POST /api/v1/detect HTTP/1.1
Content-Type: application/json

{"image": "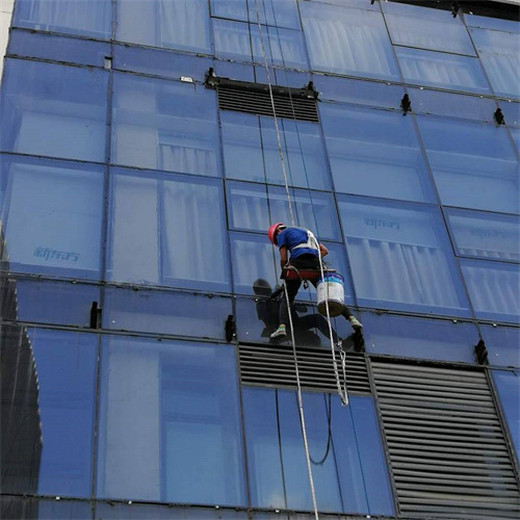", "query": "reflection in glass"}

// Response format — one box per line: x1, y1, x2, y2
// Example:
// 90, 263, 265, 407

395, 47, 490, 94
360, 312, 478, 363
1, 327, 96, 497
320, 104, 434, 202
301, 3, 399, 80
227, 181, 270, 232
248, 0, 300, 29
446, 209, 520, 262
14, 0, 111, 38
480, 324, 520, 368
116, 0, 210, 54
461, 260, 520, 323
338, 198, 469, 315
103, 287, 231, 340
213, 19, 252, 61
242, 388, 394, 514
108, 169, 230, 291
111, 74, 219, 176
97, 337, 246, 506
0, 60, 108, 162
0, 156, 103, 279
470, 28, 520, 99
417, 117, 519, 214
